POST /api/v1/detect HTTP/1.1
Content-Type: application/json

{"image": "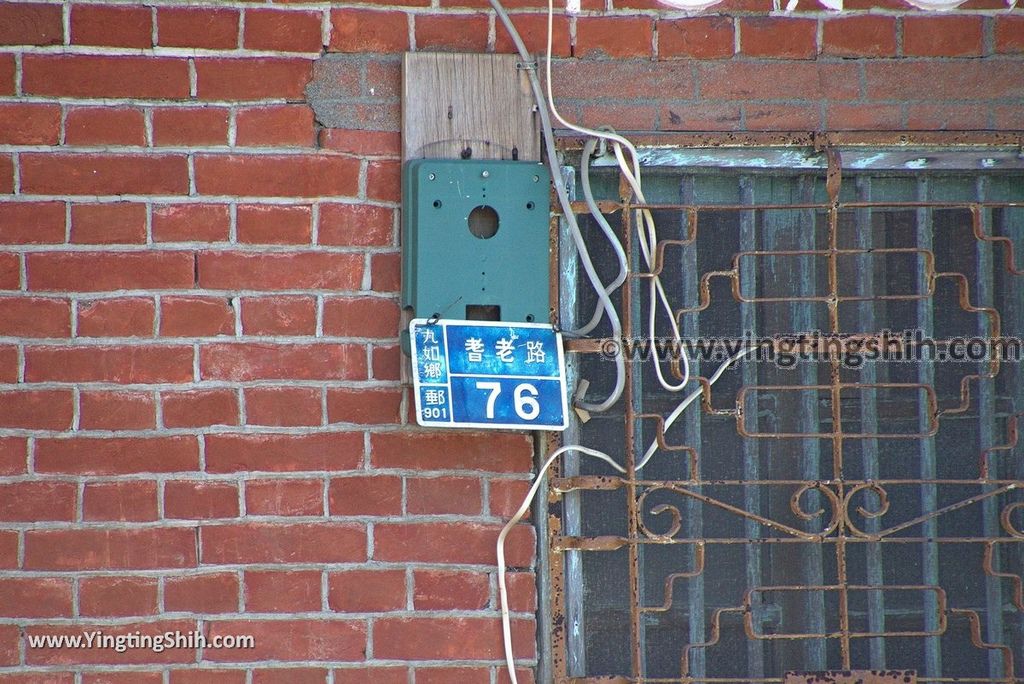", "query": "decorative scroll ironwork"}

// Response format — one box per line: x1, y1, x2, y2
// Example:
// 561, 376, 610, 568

549, 140, 1024, 683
